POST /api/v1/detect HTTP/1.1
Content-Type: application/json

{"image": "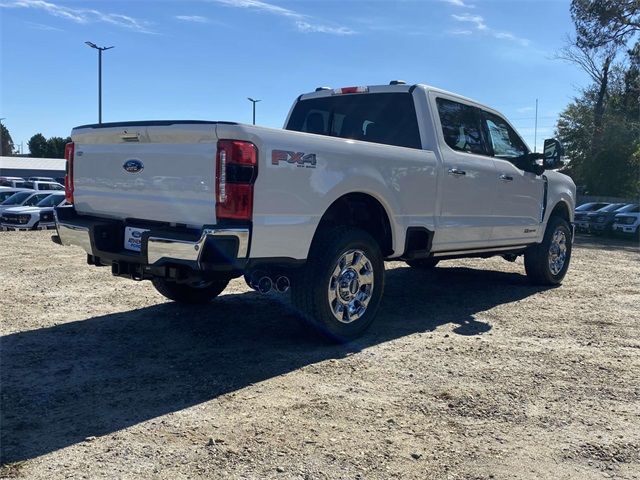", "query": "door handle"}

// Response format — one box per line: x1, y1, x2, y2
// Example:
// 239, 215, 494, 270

499, 174, 514, 181
448, 168, 466, 176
